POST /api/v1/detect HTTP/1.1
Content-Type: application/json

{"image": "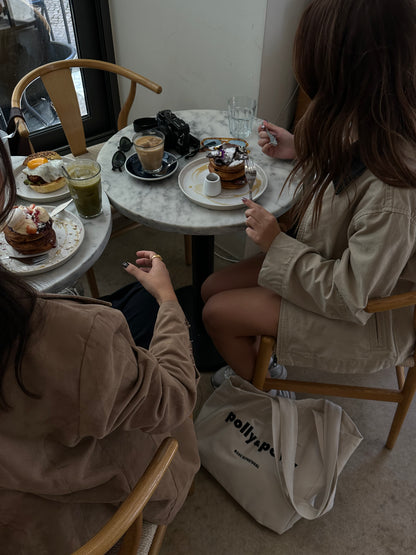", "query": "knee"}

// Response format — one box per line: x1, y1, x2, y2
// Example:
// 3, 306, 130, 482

202, 295, 226, 334
201, 272, 219, 303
